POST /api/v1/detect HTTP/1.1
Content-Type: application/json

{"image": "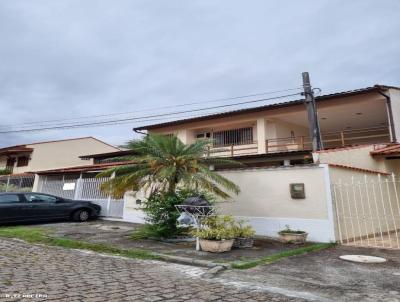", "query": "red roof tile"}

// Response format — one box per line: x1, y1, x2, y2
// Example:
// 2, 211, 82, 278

34, 161, 135, 174
370, 144, 400, 156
